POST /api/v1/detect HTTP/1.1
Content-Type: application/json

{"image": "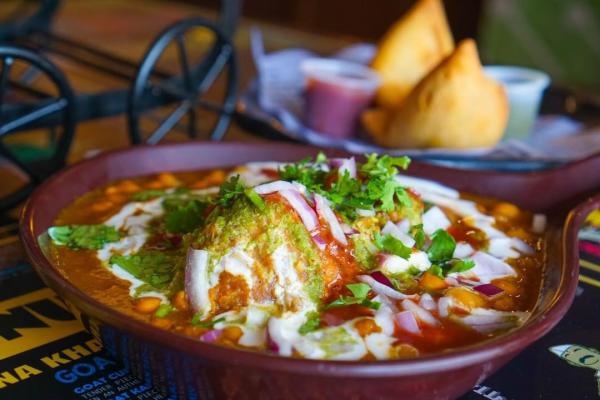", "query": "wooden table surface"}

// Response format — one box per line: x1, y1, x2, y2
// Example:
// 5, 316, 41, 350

0, 0, 355, 263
